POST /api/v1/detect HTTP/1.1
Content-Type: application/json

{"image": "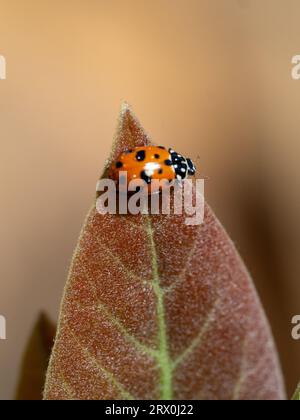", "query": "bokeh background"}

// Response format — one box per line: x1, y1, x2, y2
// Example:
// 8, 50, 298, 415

1, 0, 300, 400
